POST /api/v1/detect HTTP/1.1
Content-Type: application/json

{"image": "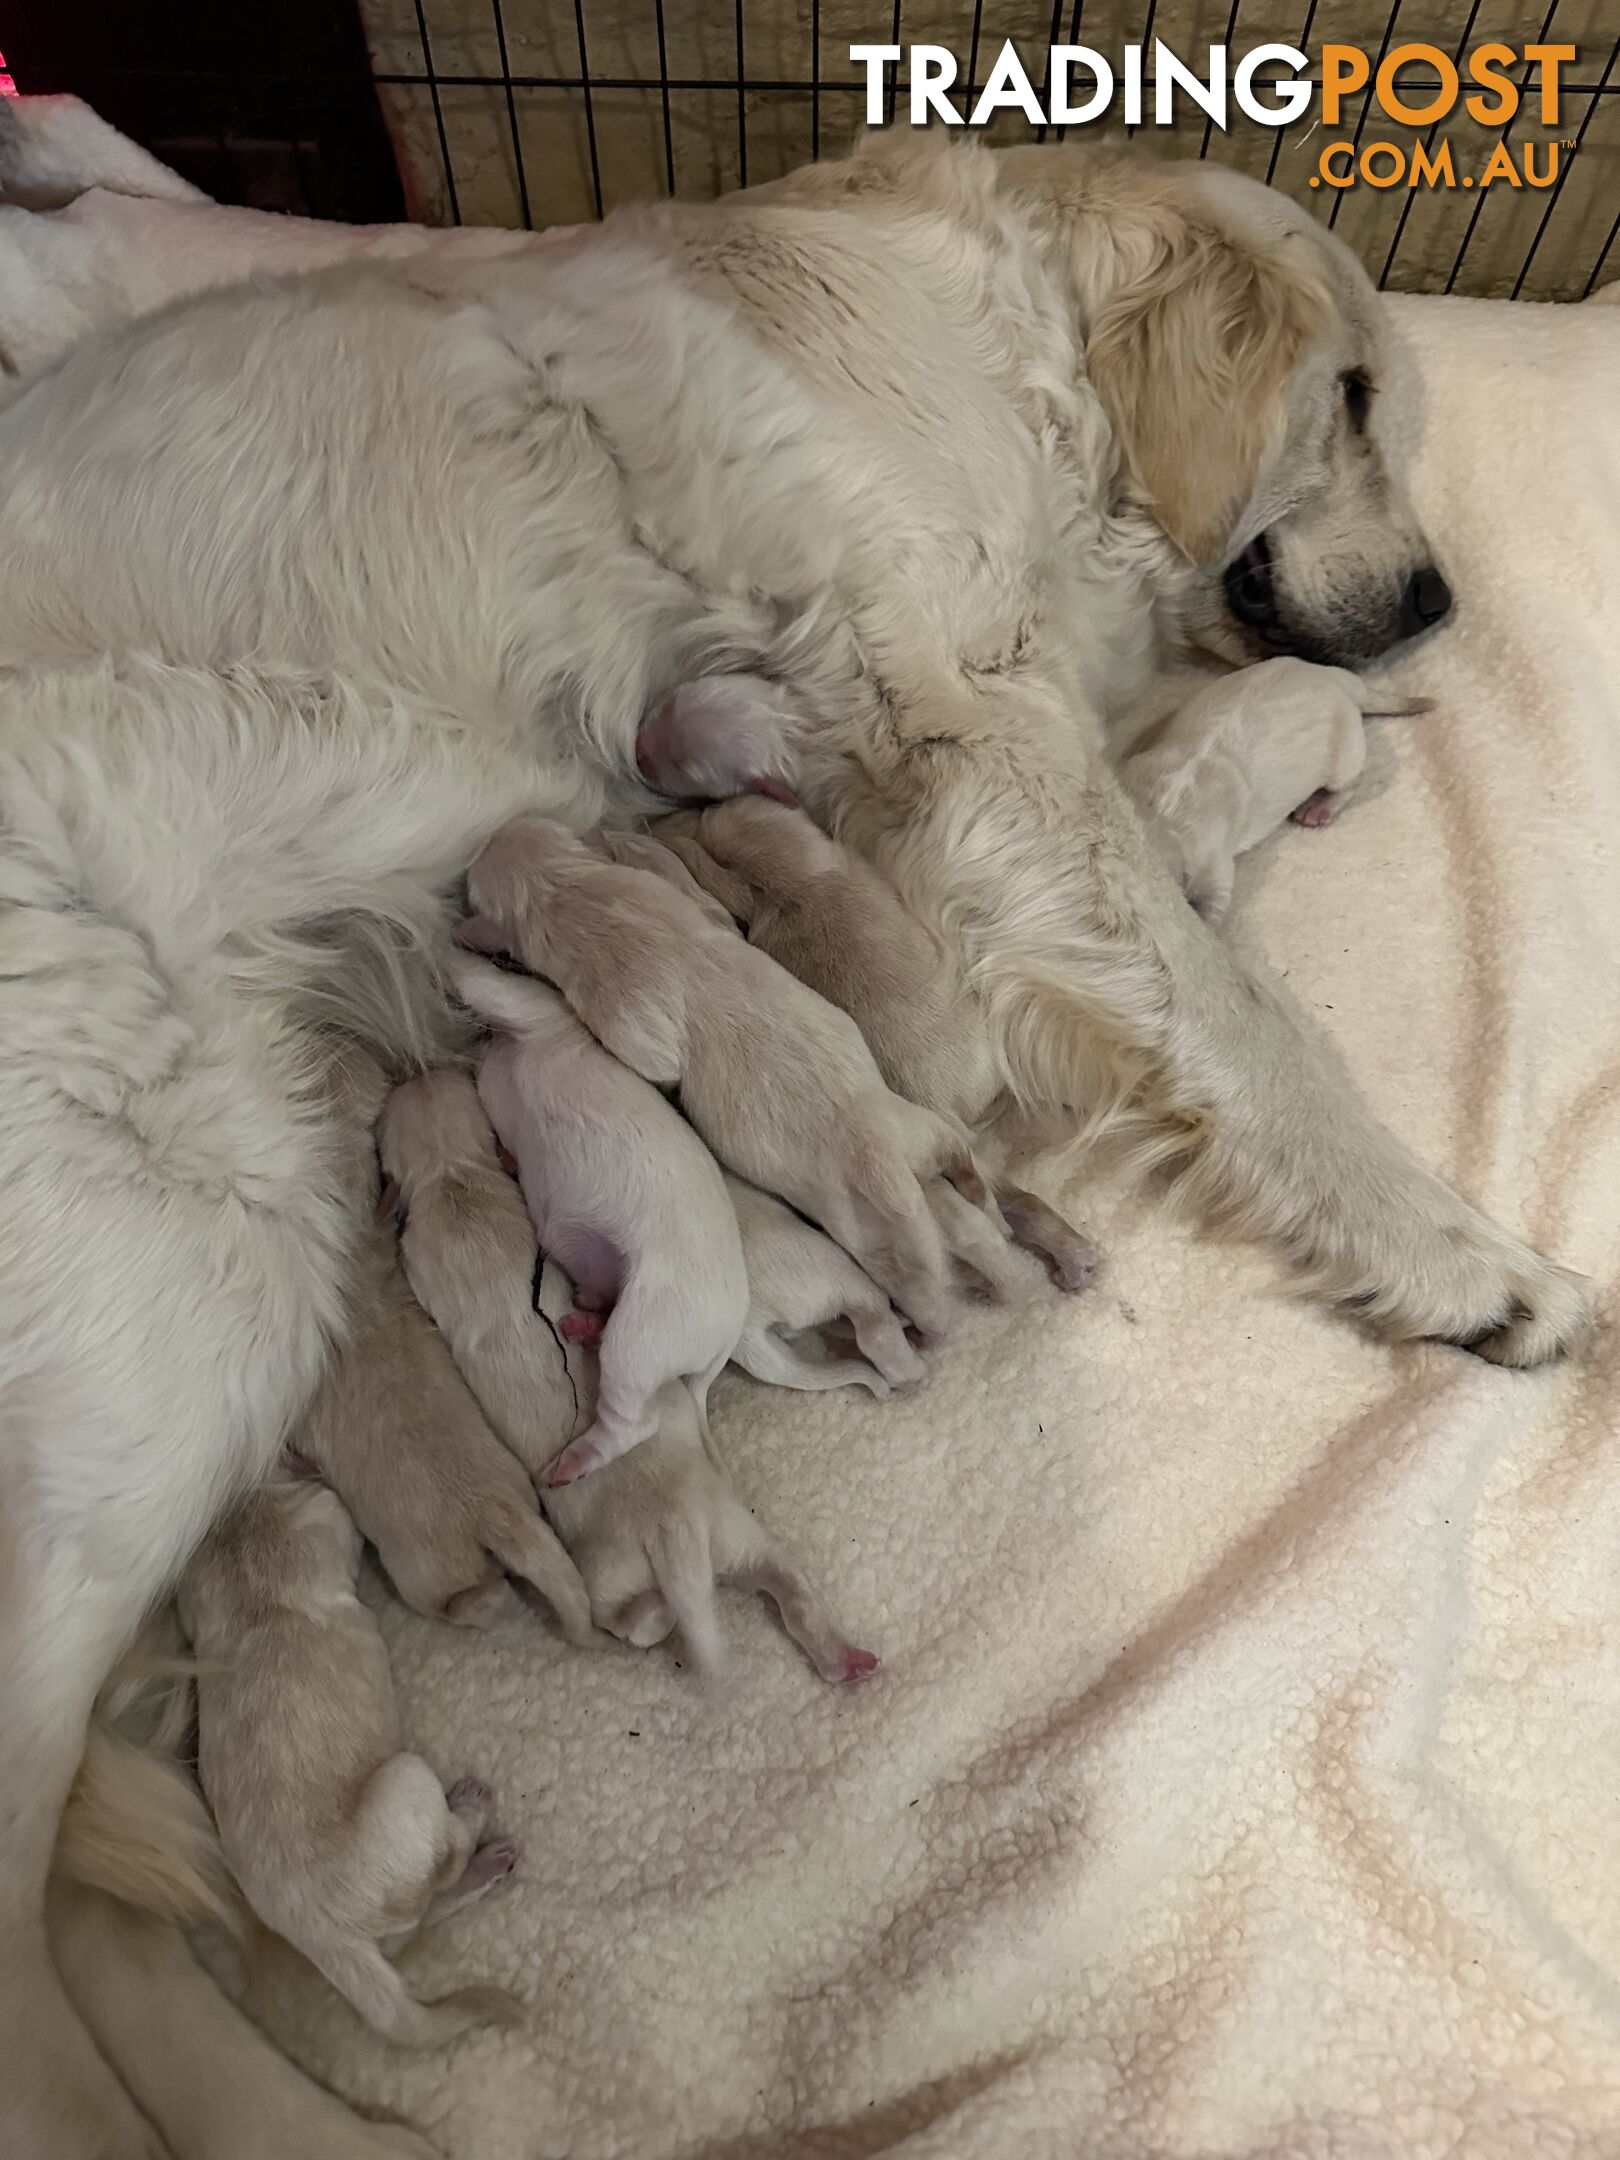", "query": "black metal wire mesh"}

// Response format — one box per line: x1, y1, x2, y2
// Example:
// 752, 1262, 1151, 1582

1, 3, 1615, 296
363, 3, 1619, 299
